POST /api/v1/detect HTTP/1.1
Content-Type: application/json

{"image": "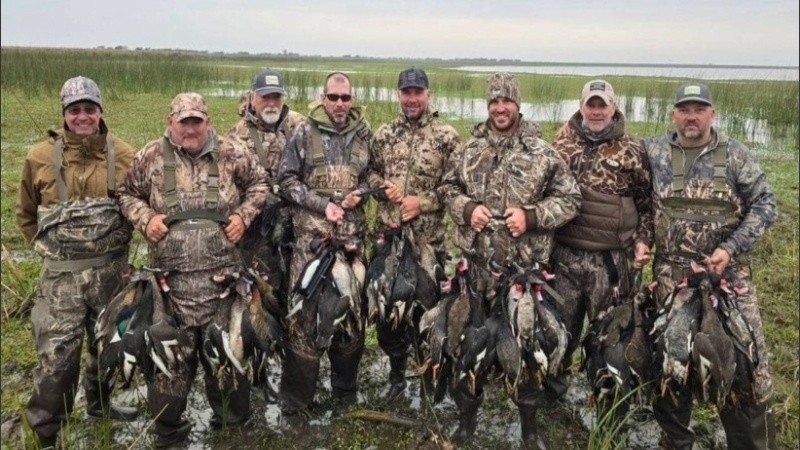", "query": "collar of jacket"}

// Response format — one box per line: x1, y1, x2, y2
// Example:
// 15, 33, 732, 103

58, 119, 110, 156
307, 101, 365, 135
568, 110, 625, 144
667, 126, 724, 153
471, 115, 539, 140
396, 107, 439, 128
245, 102, 291, 132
